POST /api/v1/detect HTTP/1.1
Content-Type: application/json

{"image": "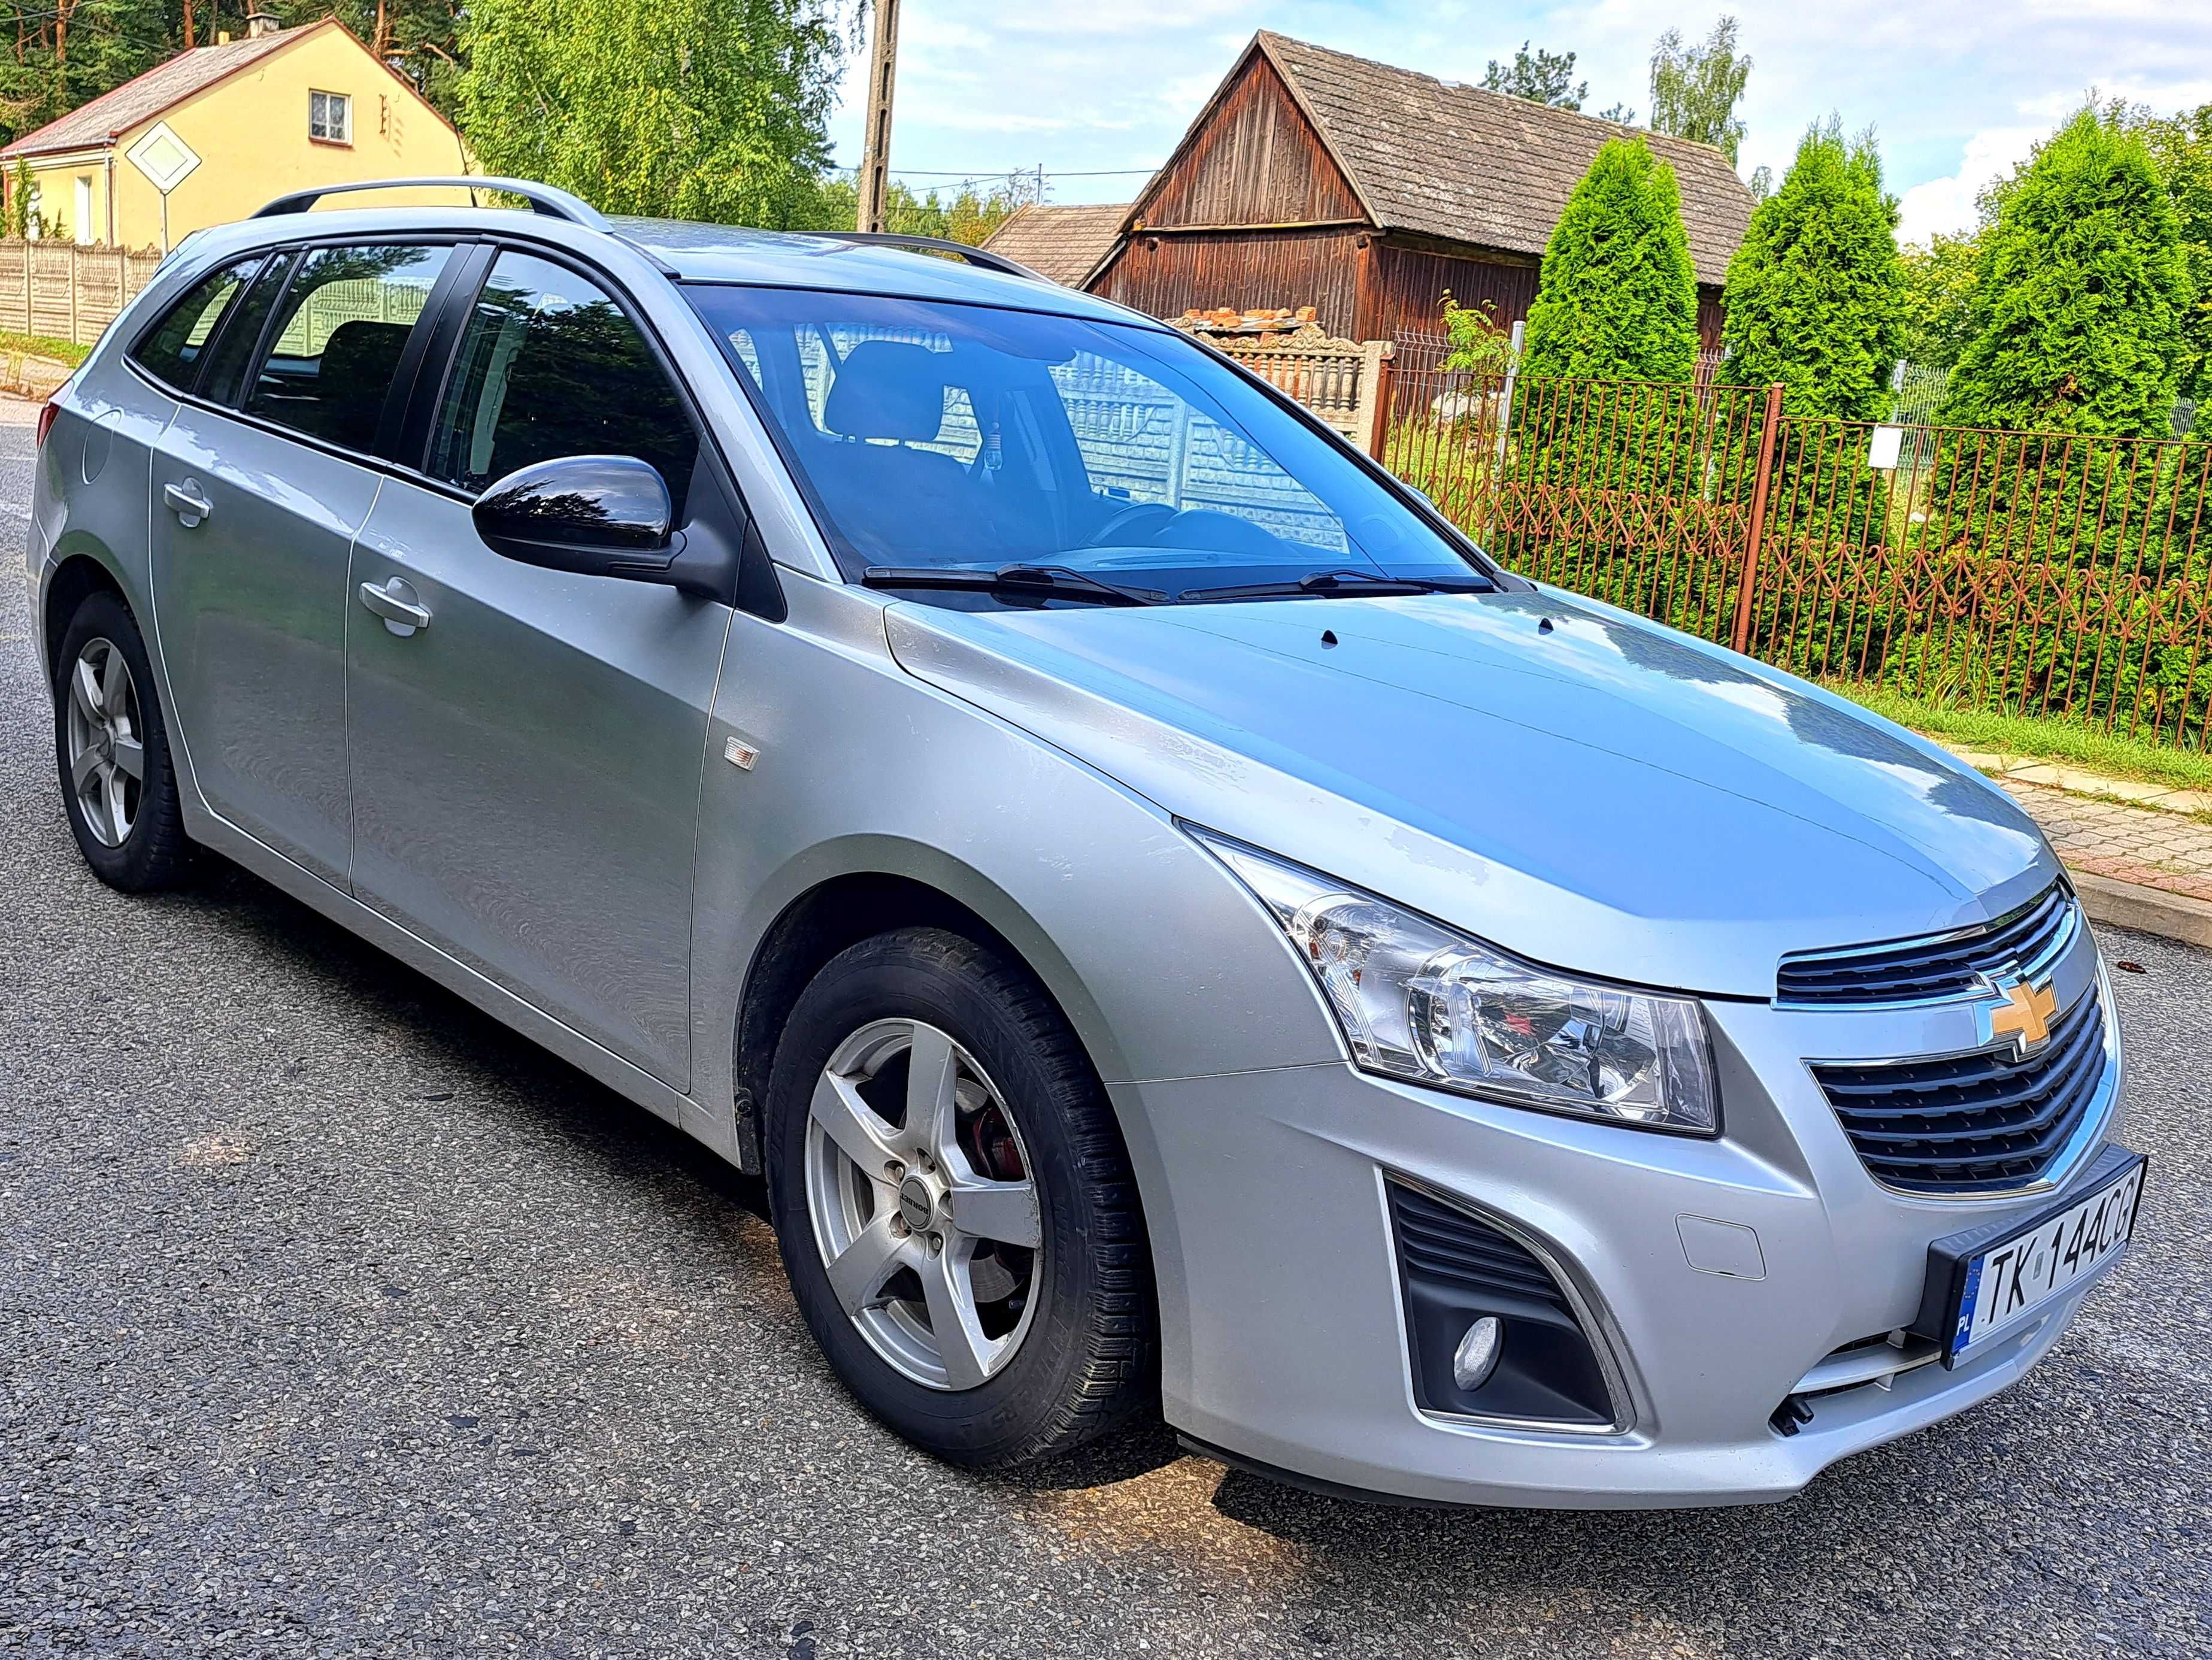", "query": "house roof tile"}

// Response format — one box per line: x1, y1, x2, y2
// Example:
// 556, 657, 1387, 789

2, 23, 321, 160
